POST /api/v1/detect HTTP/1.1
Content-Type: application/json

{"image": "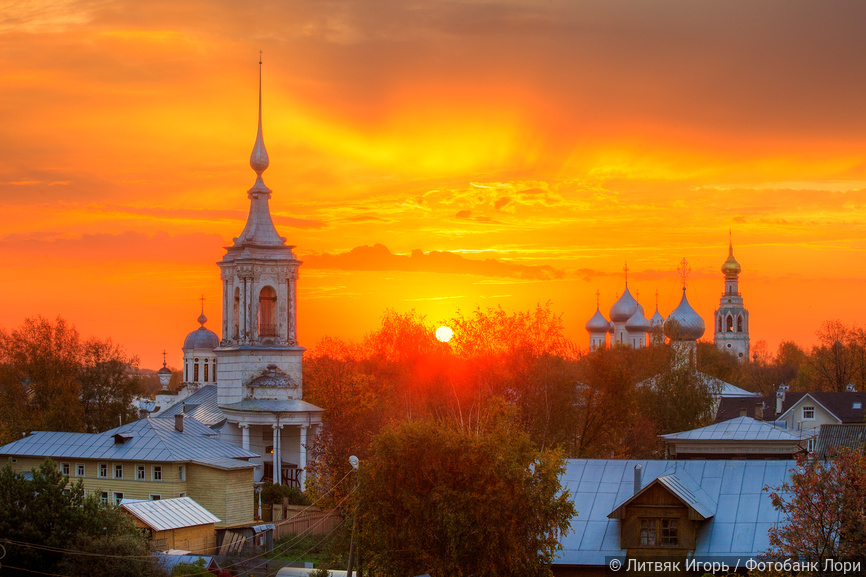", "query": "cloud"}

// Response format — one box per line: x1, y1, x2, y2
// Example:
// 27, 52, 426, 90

302, 243, 565, 280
